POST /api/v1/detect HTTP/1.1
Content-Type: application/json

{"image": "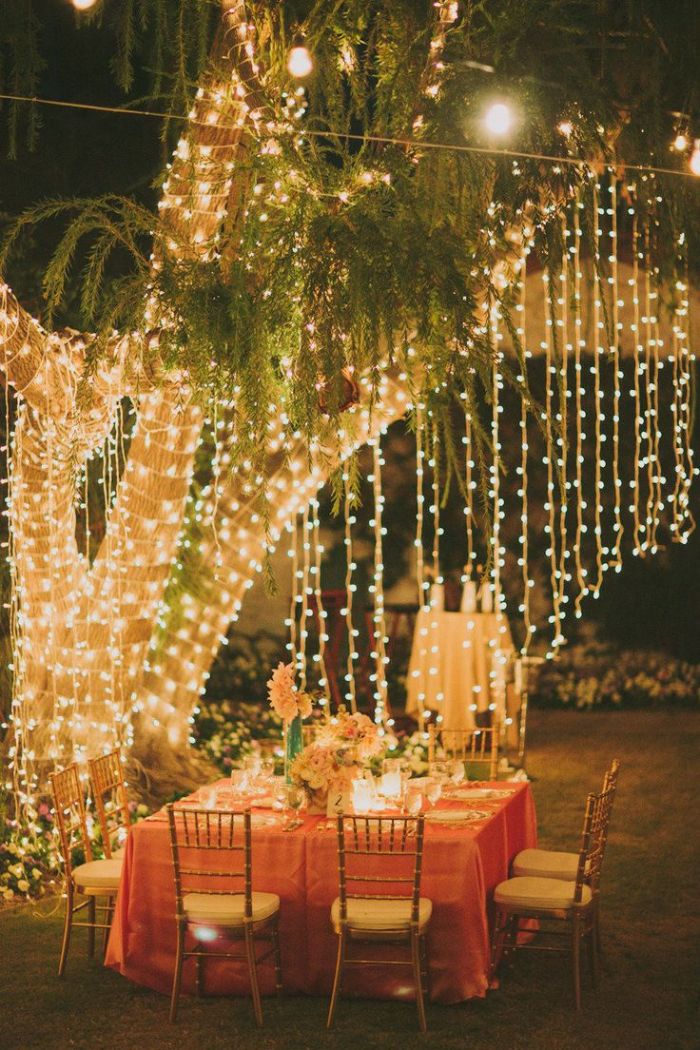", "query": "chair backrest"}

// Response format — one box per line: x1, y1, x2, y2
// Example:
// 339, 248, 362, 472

603, 757, 621, 795
50, 764, 92, 878
334, 815, 425, 927
88, 748, 131, 859
573, 774, 618, 901
166, 805, 252, 920
428, 724, 499, 780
